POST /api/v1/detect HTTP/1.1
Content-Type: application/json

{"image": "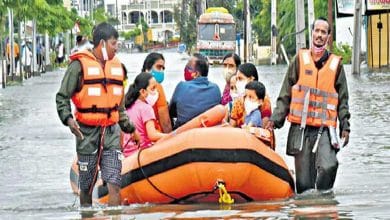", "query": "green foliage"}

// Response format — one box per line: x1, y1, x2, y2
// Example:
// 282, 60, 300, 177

107, 16, 120, 26
252, 0, 271, 45
277, 0, 298, 56
0, 0, 94, 37
77, 17, 93, 37
37, 5, 75, 36
174, 0, 202, 52
121, 28, 141, 40
46, 0, 63, 4
331, 42, 352, 64
93, 7, 107, 24
207, 0, 236, 13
